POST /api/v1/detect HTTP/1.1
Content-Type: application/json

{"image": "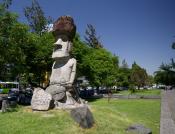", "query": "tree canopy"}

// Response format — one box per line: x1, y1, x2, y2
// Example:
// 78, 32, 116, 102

0, 0, 29, 81
154, 62, 175, 85
154, 43, 175, 86
24, 0, 53, 35
0, 0, 54, 87
130, 62, 148, 89
84, 24, 103, 48
72, 35, 119, 87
